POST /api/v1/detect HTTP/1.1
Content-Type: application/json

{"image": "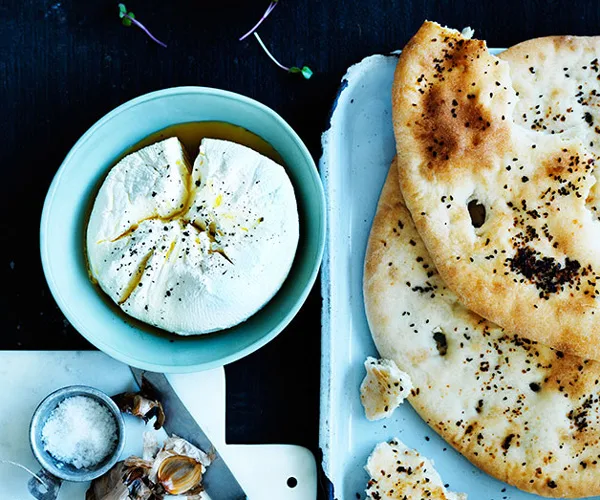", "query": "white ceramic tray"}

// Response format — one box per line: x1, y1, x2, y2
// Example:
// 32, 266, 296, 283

318, 52, 595, 500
